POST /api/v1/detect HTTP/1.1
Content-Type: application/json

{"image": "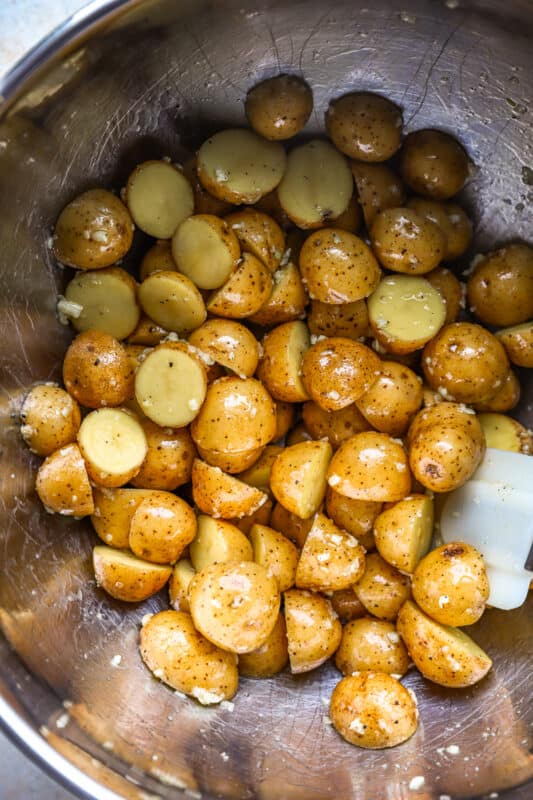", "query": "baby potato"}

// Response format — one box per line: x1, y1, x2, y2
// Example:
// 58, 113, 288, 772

330, 195, 363, 234
169, 558, 195, 612
277, 139, 353, 229
373, 494, 433, 574
93, 546, 171, 602
424, 266, 464, 325
299, 229, 381, 304
229, 497, 272, 535
238, 445, 283, 492
335, 619, 410, 677
412, 543, 489, 626
126, 316, 169, 347
78, 408, 148, 487
467, 243, 533, 327
330, 588, 366, 623
329, 673, 417, 749
139, 240, 176, 281
197, 128, 286, 204
91, 487, 152, 548
249, 523, 299, 592
189, 561, 280, 653
371, 207, 446, 275
138, 270, 207, 334
307, 299, 369, 340
130, 419, 195, 490
172, 214, 240, 290
406, 401, 484, 447
270, 502, 314, 548
368, 275, 446, 355
181, 156, 233, 217
477, 412, 532, 454
189, 515, 252, 571
326, 92, 402, 162
20, 383, 81, 456
284, 589, 342, 673
408, 420, 485, 493
400, 129, 469, 199
473, 369, 521, 413
302, 402, 371, 450
351, 161, 406, 228
270, 440, 332, 519
422, 322, 509, 404
353, 553, 411, 621
226, 208, 285, 273
327, 432, 411, 503
248, 262, 308, 327
407, 198, 473, 261
207, 252, 272, 319
139, 610, 238, 703
63, 330, 134, 408
129, 491, 196, 565
295, 513, 365, 592
325, 489, 380, 551
191, 458, 268, 519
496, 320, 533, 368
256, 320, 310, 402
397, 600, 492, 688
355, 361, 423, 436
189, 319, 259, 378
302, 338, 381, 411
196, 444, 264, 474
238, 612, 289, 678
254, 188, 291, 229
53, 188, 134, 270
126, 160, 194, 238
62, 267, 140, 340
274, 401, 296, 441
245, 74, 313, 140
36, 442, 94, 516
